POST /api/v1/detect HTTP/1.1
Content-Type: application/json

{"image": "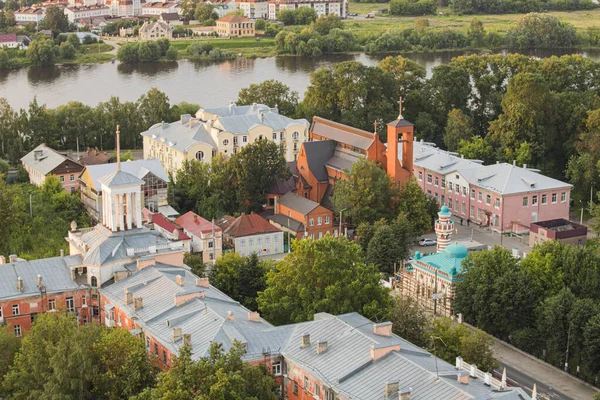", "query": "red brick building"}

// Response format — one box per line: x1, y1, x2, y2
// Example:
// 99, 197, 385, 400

268, 192, 335, 239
